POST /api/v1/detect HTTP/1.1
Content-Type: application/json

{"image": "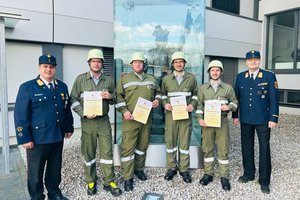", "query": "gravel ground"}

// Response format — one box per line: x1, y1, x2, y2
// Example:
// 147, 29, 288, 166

20, 114, 300, 199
